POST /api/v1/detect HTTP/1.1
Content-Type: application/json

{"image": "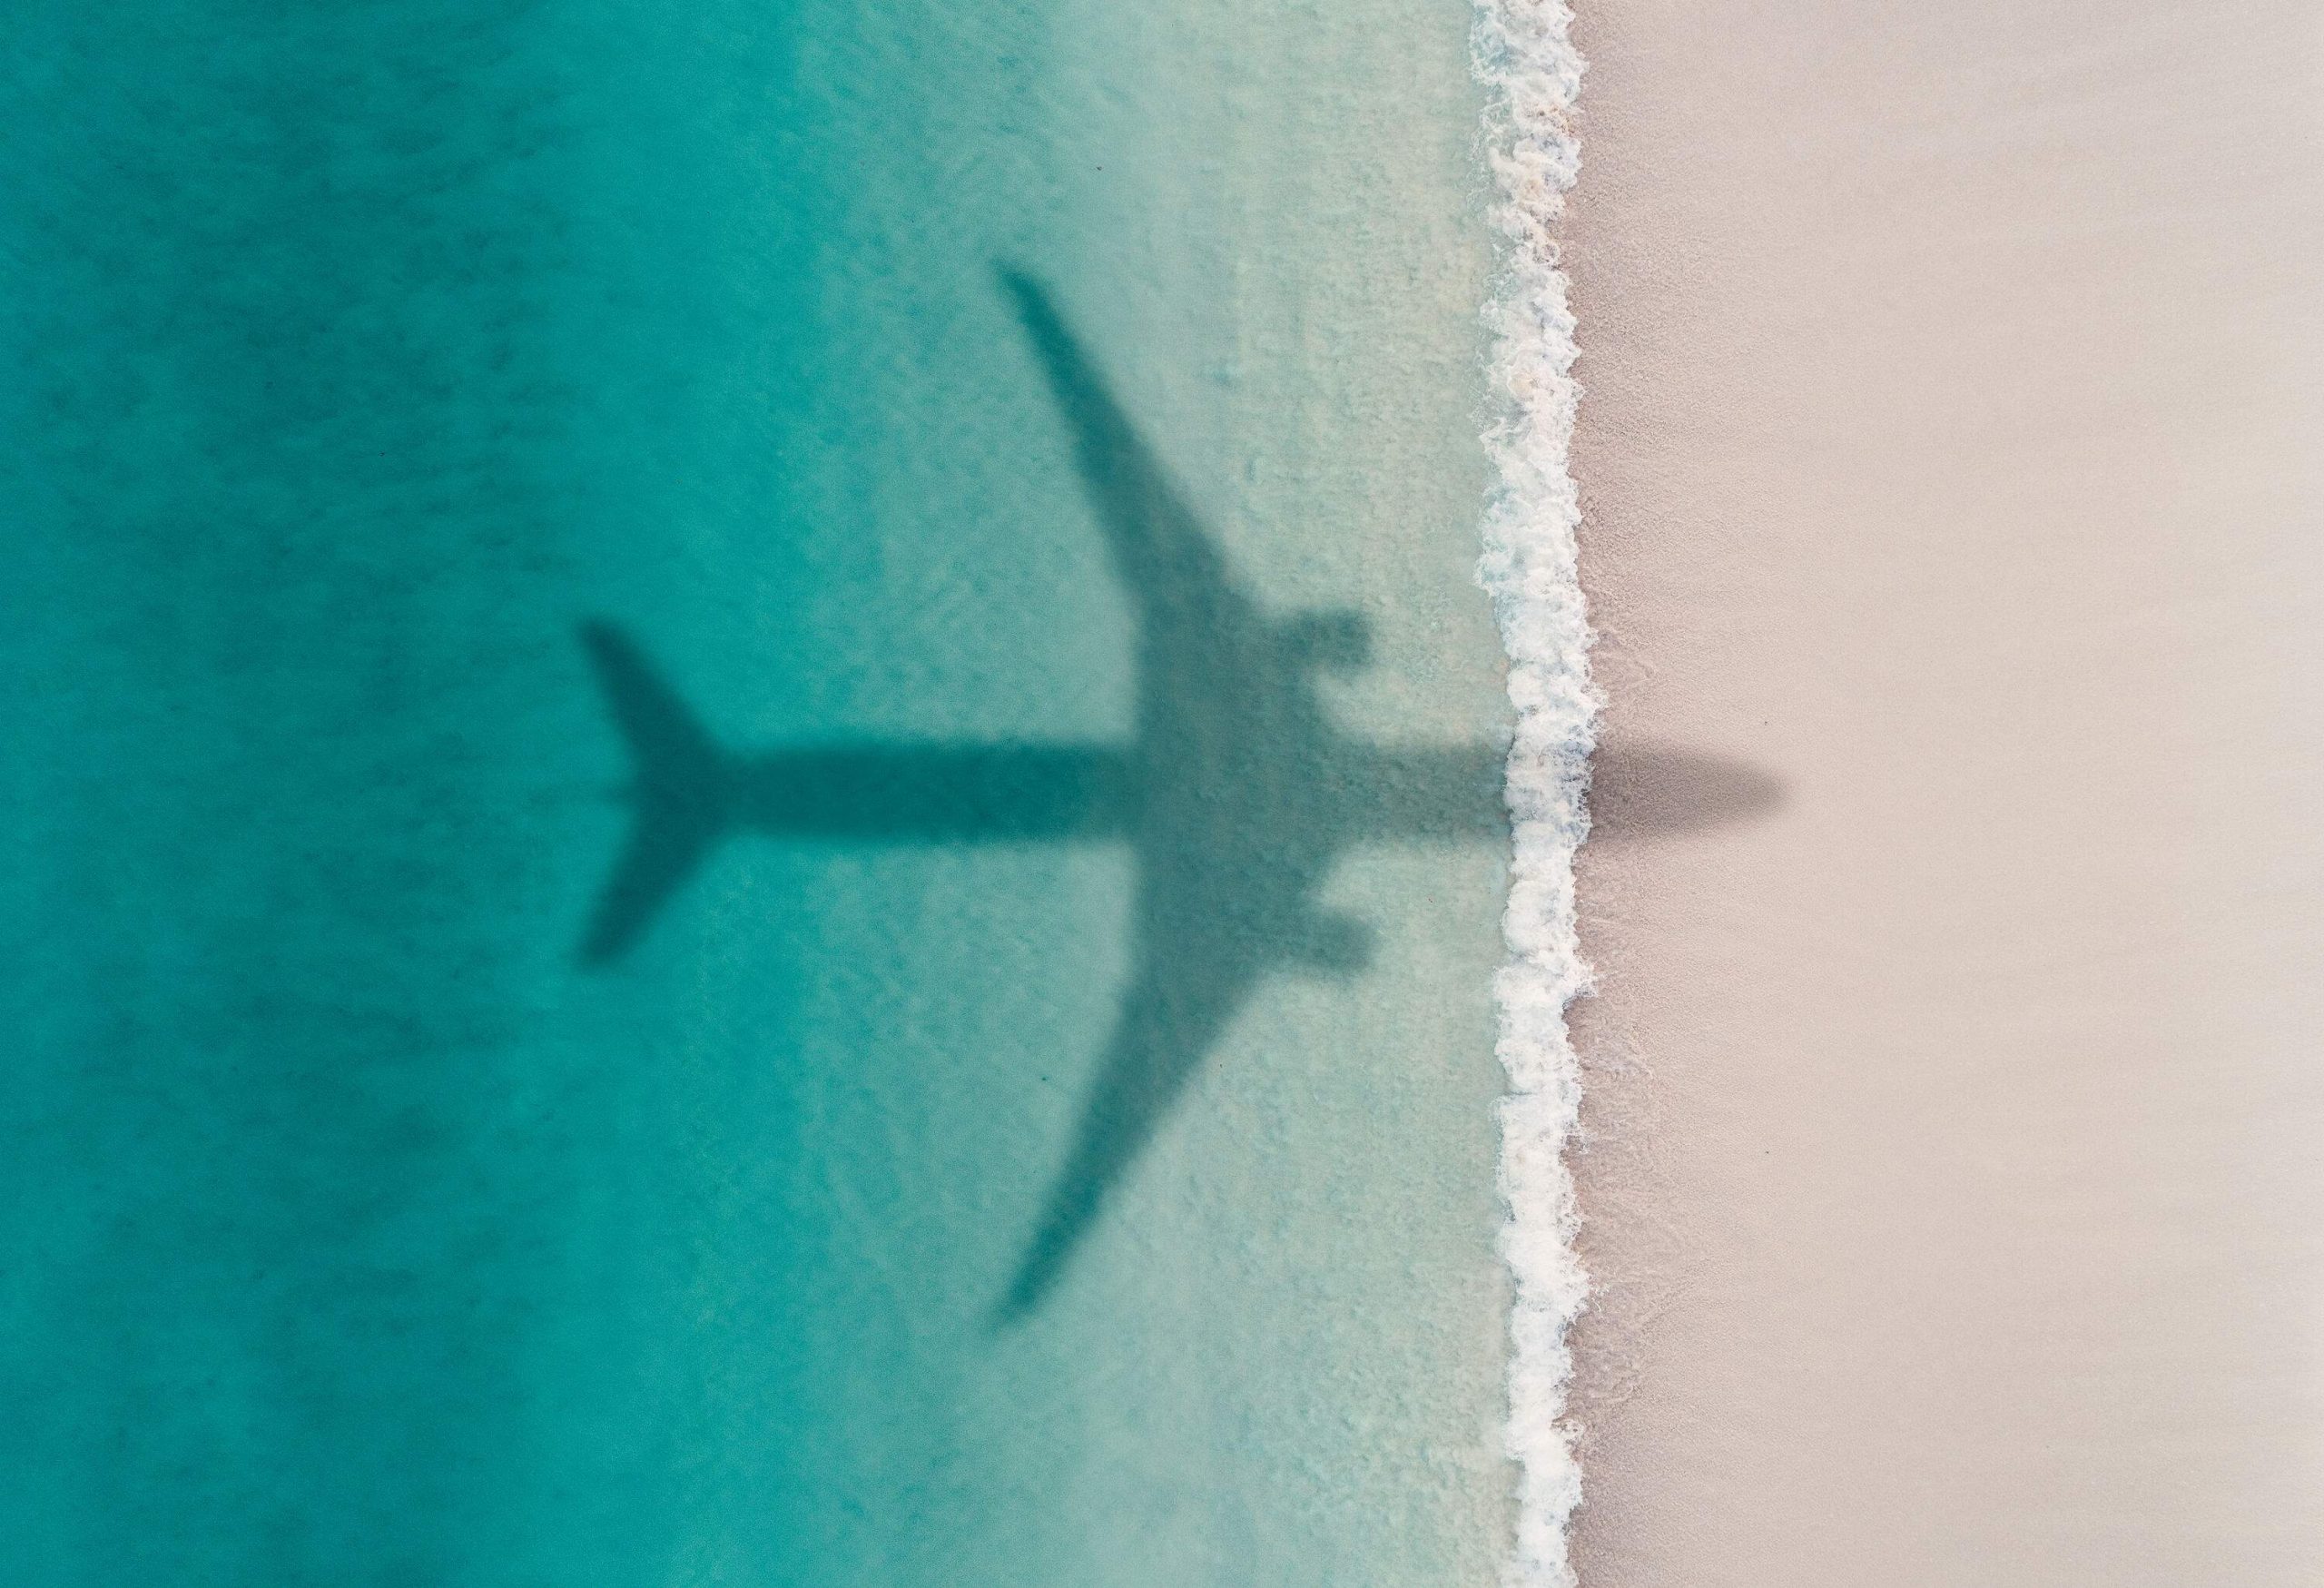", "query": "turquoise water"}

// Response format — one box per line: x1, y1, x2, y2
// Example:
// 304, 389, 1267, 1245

2, 1, 1511, 1582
